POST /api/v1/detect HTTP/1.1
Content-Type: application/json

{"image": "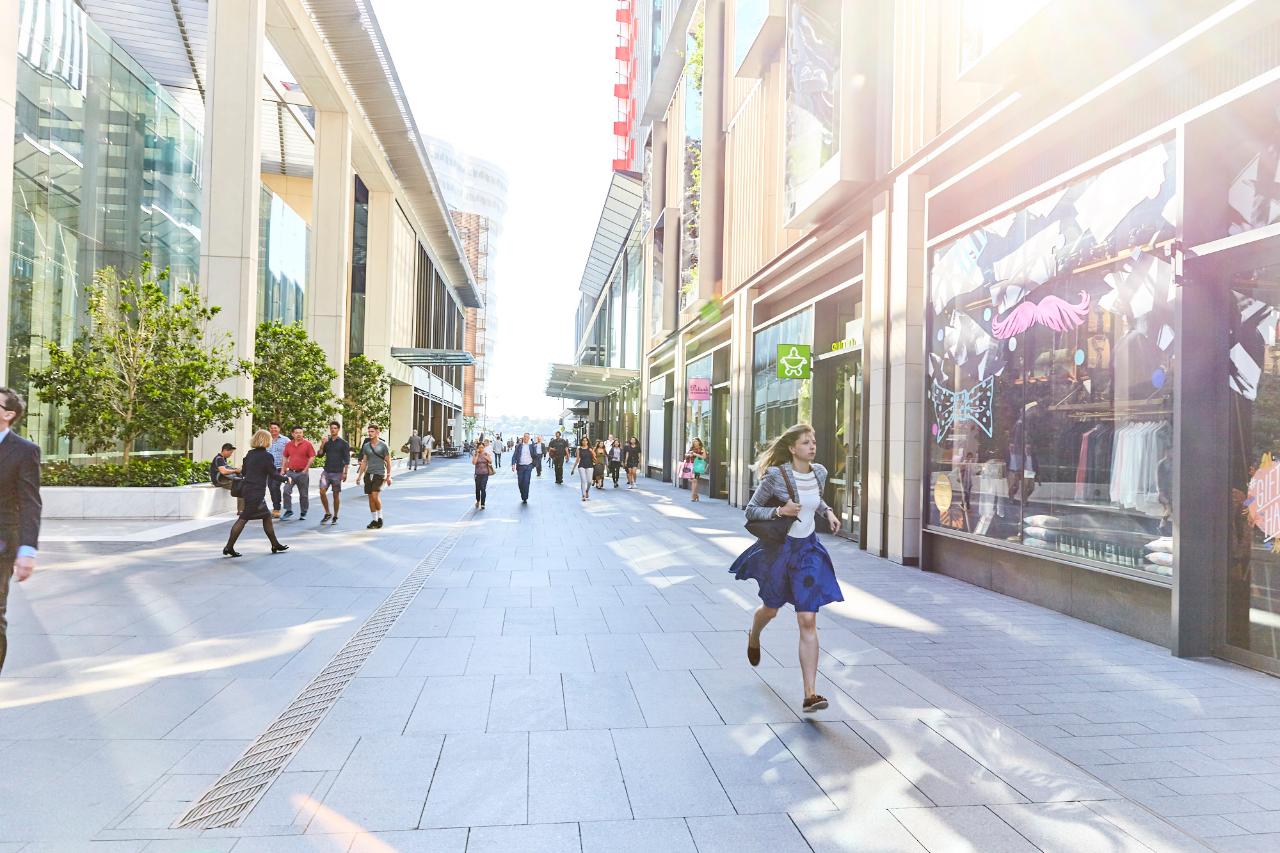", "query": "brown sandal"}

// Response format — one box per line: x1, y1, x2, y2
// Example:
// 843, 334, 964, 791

803, 694, 829, 712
